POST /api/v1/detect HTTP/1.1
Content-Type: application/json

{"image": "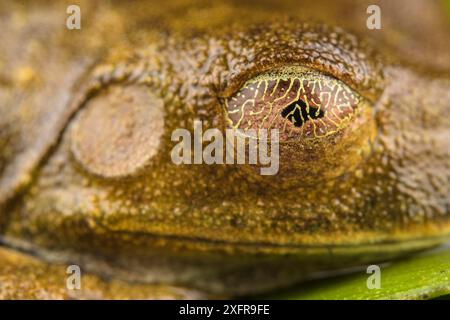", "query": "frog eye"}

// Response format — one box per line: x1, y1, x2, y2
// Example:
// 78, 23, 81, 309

224, 66, 361, 141
222, 66, 376, 184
